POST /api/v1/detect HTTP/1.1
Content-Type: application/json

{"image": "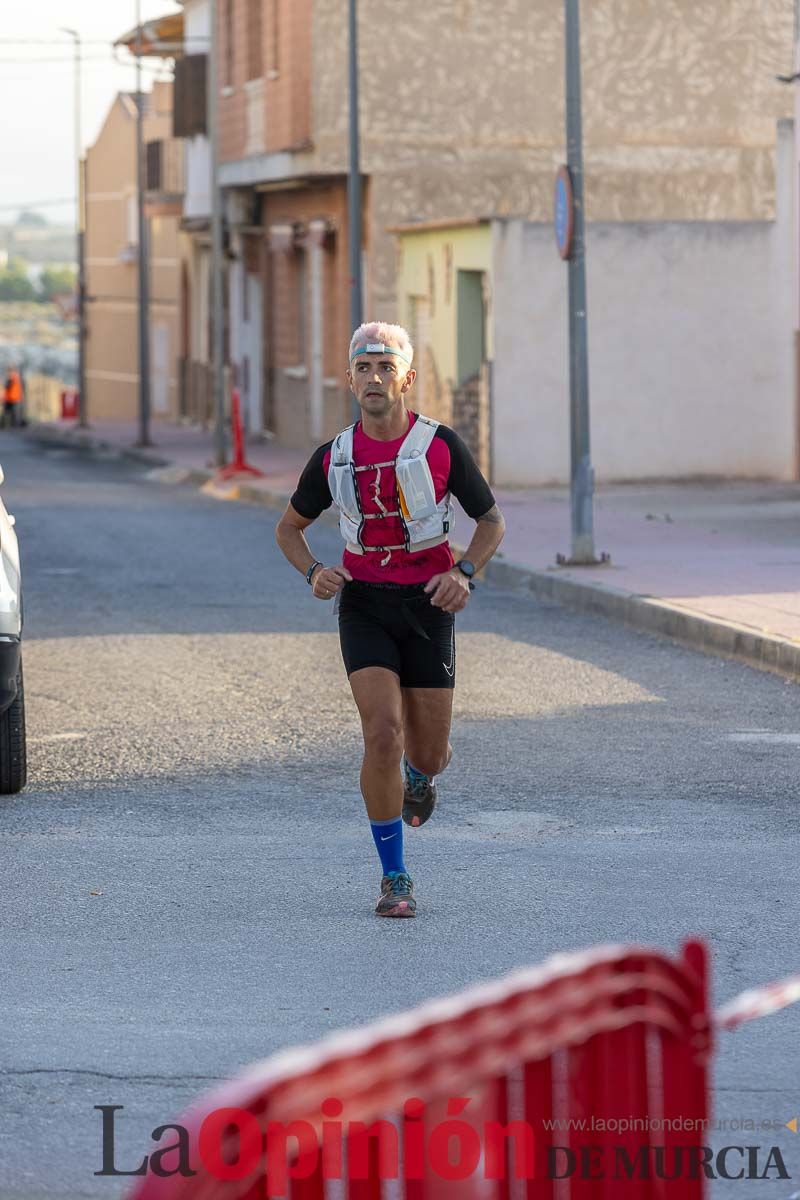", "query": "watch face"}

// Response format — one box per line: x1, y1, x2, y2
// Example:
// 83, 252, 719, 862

458, 560, 475, 578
